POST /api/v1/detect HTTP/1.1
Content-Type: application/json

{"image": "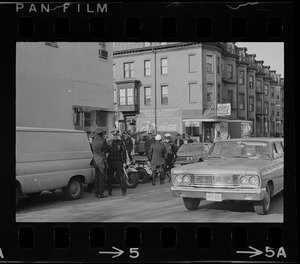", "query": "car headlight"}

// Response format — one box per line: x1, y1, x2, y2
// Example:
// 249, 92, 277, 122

249, 176, 259, 186
174, 175, 183, 184
182, 175, 191, 185
239, 175, 259, 186
239, 176, 248, 185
